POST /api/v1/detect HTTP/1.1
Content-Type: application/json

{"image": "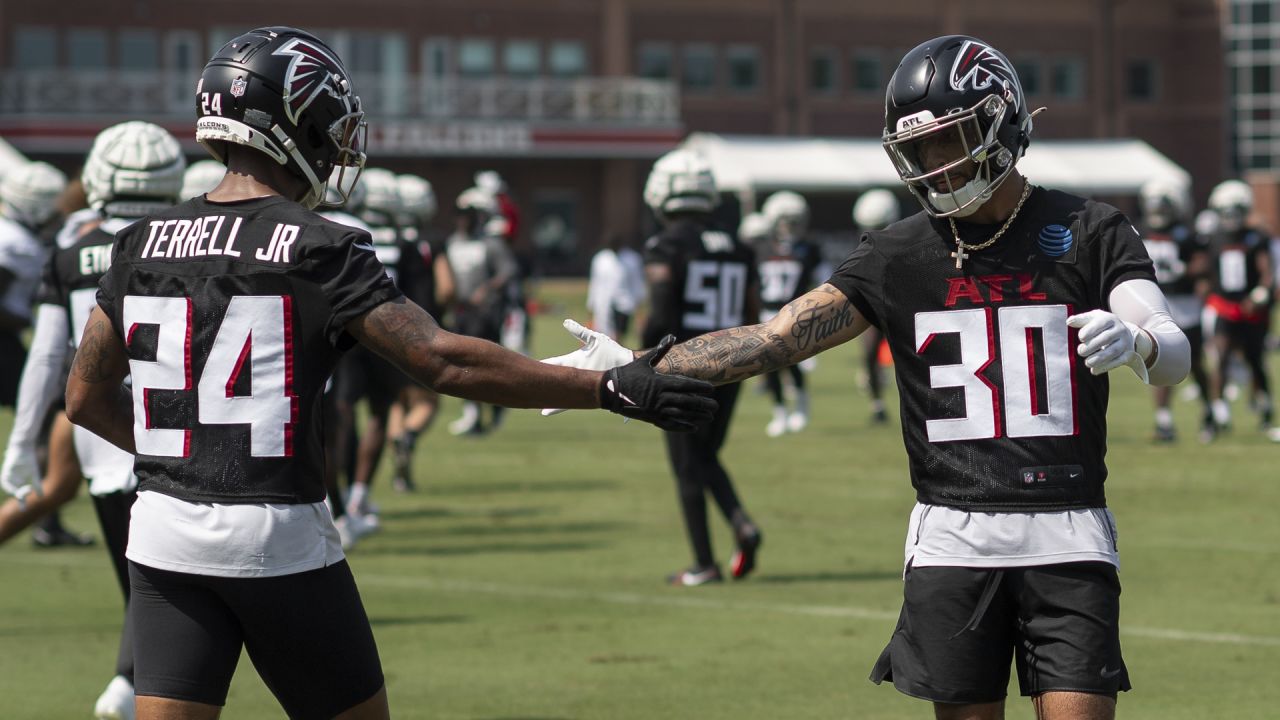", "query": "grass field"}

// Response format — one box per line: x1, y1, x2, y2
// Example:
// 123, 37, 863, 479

1, 280, 1278, 719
